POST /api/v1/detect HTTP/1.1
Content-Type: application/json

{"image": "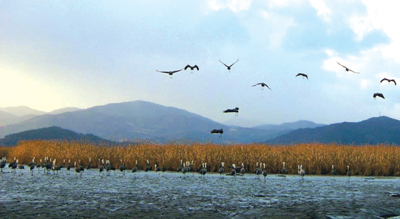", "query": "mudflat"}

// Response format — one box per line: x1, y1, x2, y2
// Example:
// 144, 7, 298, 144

1, 168, 400, 218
